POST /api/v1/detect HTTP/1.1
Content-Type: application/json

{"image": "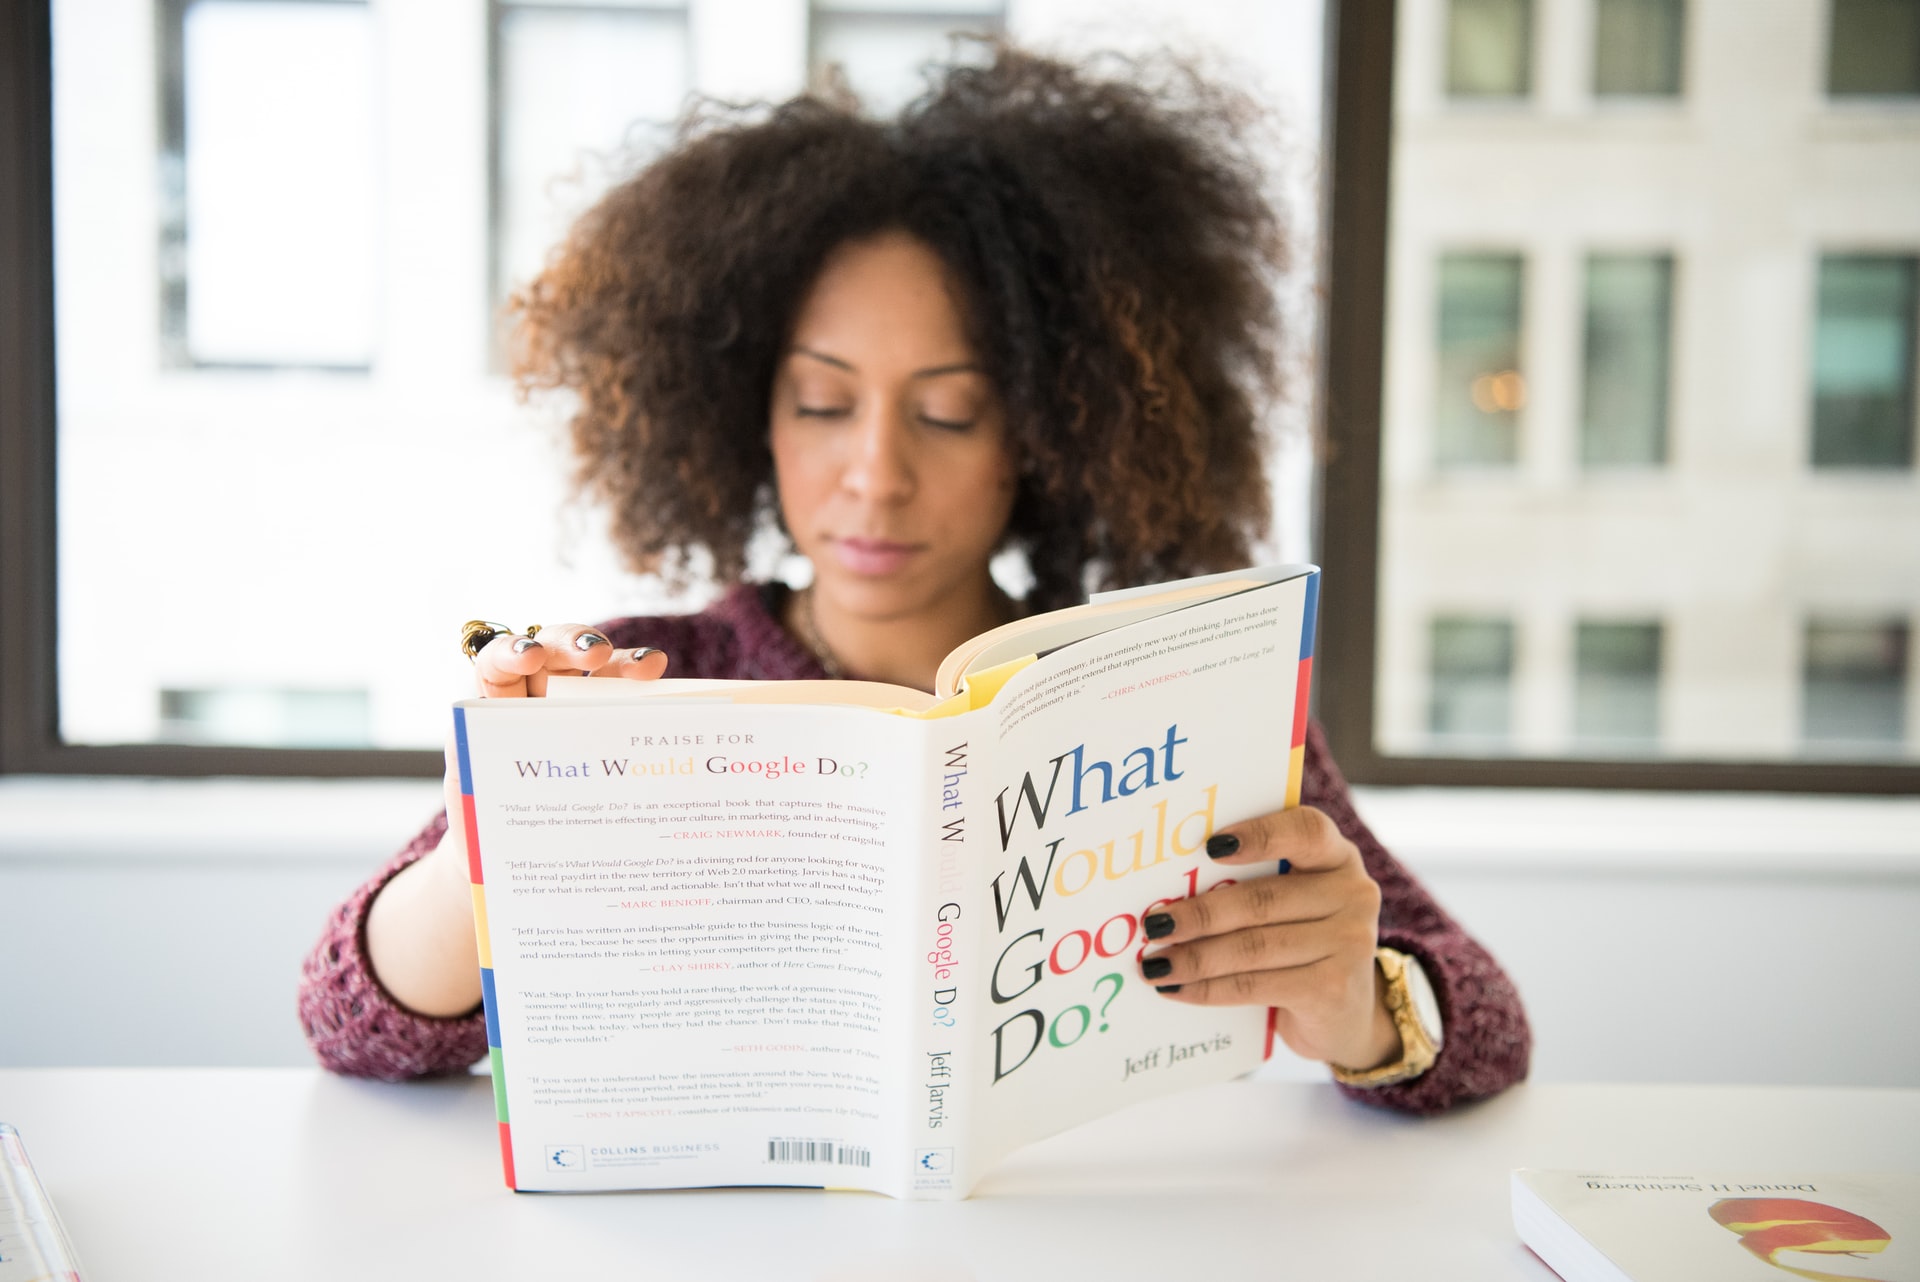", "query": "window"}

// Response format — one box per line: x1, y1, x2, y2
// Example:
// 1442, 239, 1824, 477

1574, 621, 1662, 748
1828, 0, 1920, 96
1446, 0, 1532, 98
1429, 617, 1515, 750
1811, 255, 1917, 469
1321, 0, 1920, 790
1804, 620, 1909, 752
1593, 0, 1684, 97
1582, 253, 1672, 467
157, 0, 377, 369
1436, 253, 1525, 467
492, 2, 693, 352
810, 0, 1004, 115
4, 0, 1325, 776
